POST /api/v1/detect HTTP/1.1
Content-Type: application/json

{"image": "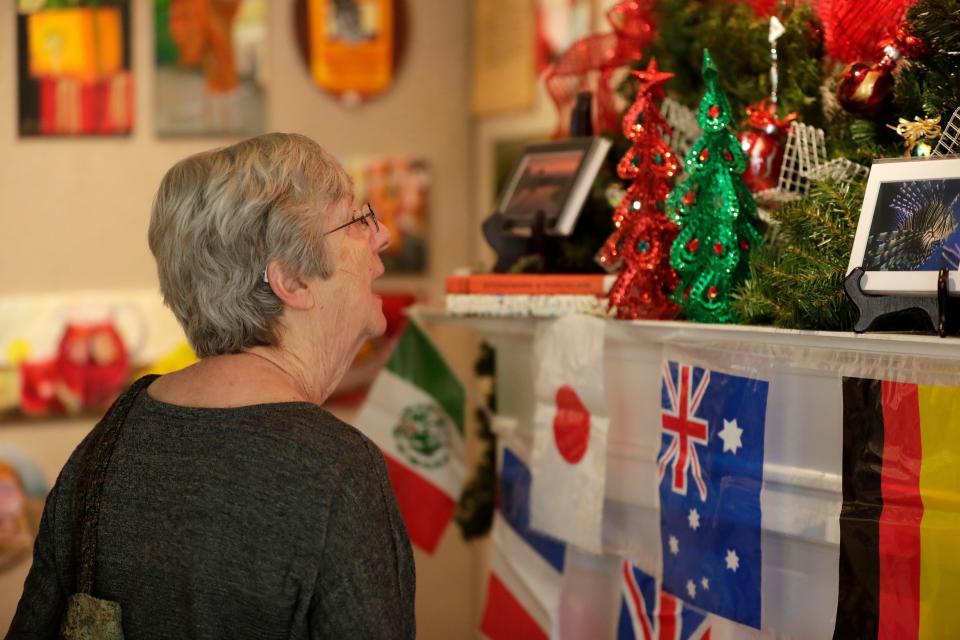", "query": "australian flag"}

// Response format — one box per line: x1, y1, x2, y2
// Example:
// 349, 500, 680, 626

618, 561, 711, 640
658, 360, 768, 629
